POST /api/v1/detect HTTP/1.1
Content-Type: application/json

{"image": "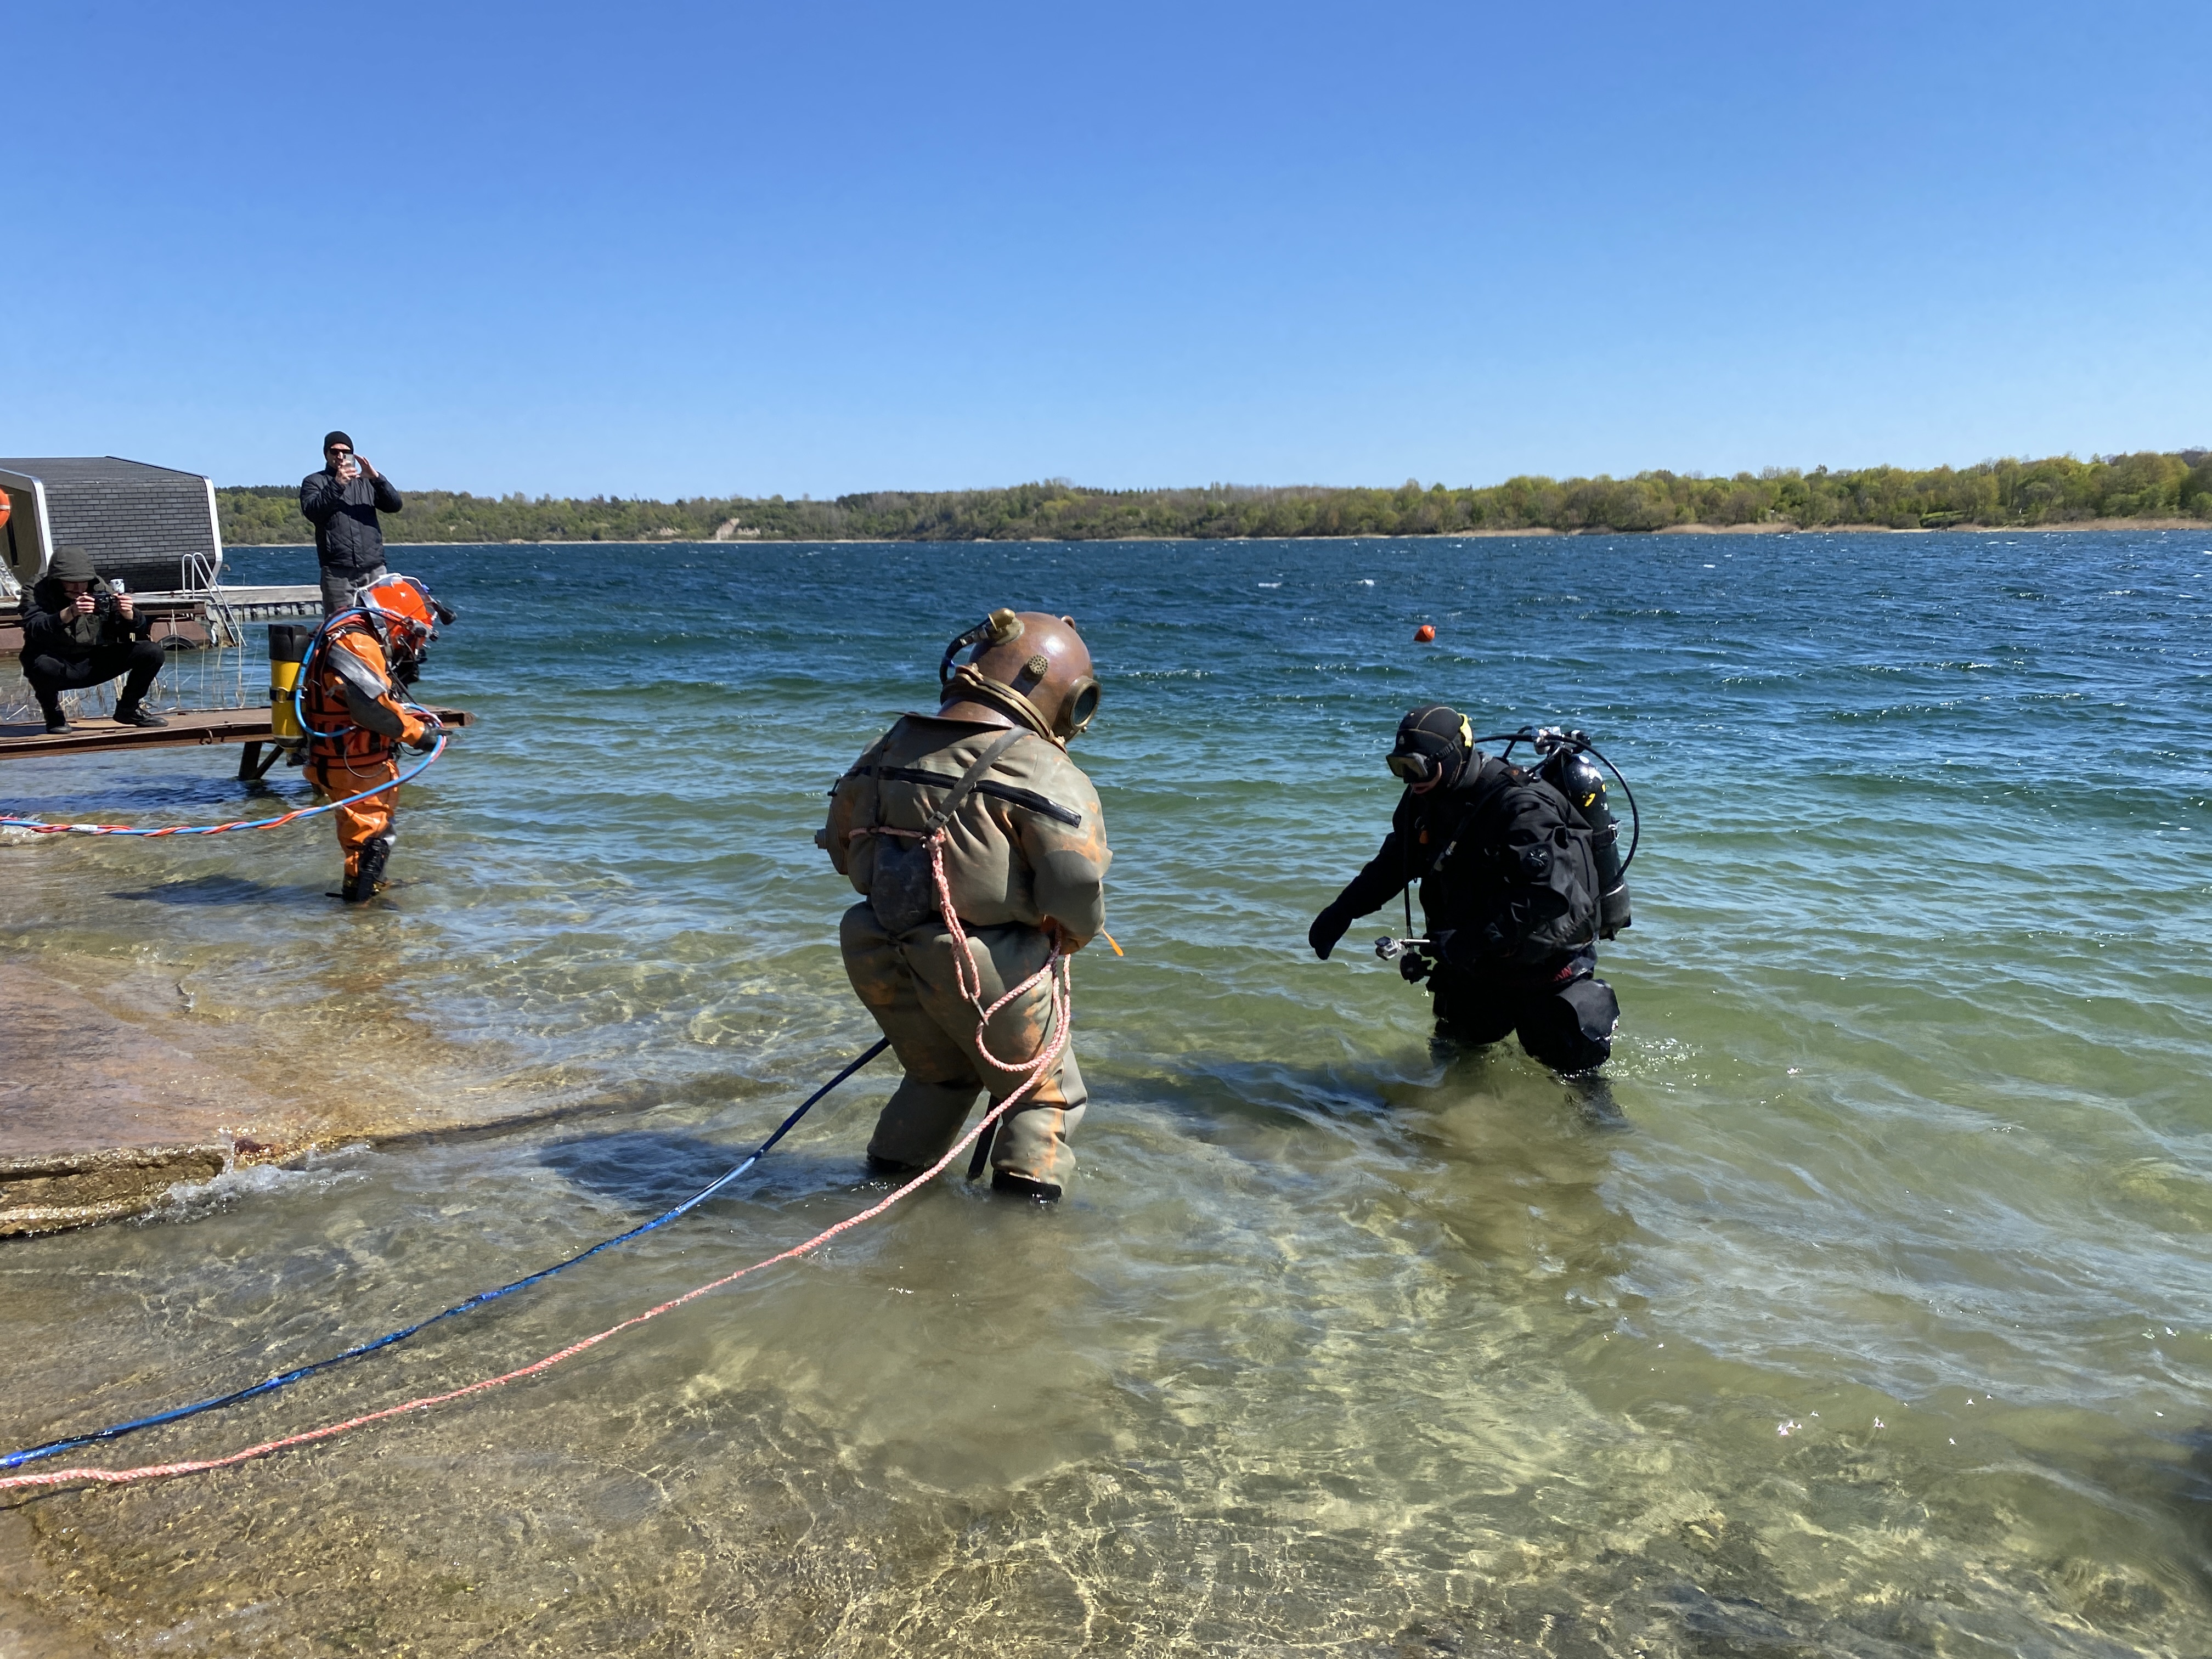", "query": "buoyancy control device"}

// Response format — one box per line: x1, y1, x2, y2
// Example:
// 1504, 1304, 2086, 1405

1530, 731, 1635, 939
